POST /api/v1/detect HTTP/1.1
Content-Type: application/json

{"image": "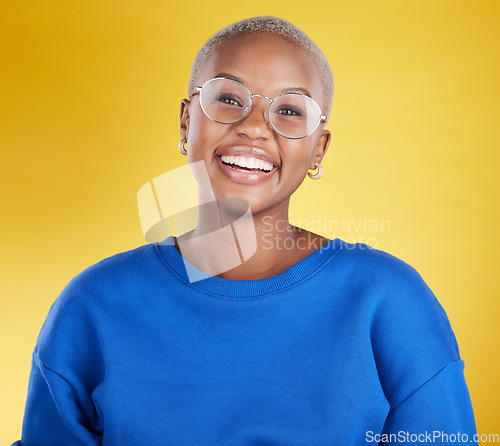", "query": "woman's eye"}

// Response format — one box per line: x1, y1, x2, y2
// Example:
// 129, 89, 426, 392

275, 106, 303, 117
218, 95, 242, 107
